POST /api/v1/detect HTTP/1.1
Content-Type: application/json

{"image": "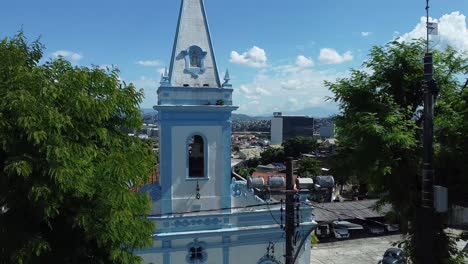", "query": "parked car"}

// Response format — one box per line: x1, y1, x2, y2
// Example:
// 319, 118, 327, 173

379, 248, 407, 264
331, 220, 362, 239
384, 223, 400, 233
332, 226, 349, 239
364, 222, 385, 235
316, 224, 330, 238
